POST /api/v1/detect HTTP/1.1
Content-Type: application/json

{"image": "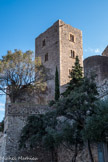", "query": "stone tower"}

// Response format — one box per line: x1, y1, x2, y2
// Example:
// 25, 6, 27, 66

35, 20, 83, 101
102, 45, 108, 56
